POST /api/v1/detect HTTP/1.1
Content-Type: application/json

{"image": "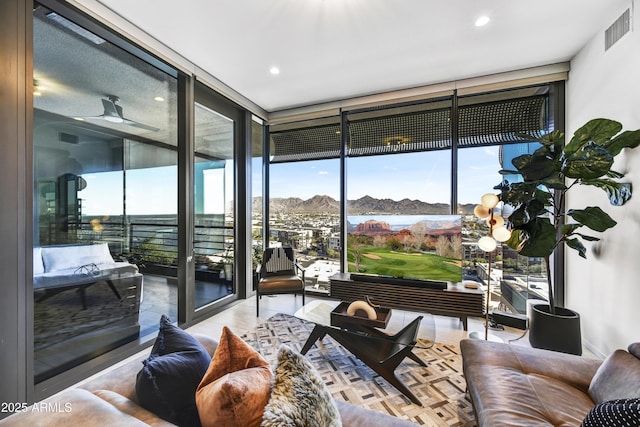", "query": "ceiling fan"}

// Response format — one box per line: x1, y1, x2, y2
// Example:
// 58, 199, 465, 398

79, 95, 159, 132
